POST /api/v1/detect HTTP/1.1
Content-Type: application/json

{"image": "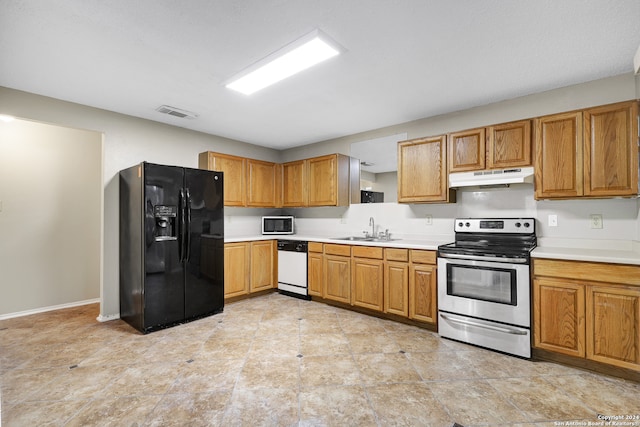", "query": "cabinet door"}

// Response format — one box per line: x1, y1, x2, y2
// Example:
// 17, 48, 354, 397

448, 128, 486, 172
534, 112, 583, 199
308, 251, 323, 297
208, 153, 247, 206
586, 285, 640, 370
352, 257, 384, 311
397, 136, 451, 203
324, 254, 351, 304
487, 120, 532, 169
282, 160, 307, 207
583, 101, 639, 197
384, 261, 409, 317
224, 243, 250, 298
409, 264, 437, 324
246, 160, 277, 207
250, 240, 275, 292
533, 278, 585, 357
